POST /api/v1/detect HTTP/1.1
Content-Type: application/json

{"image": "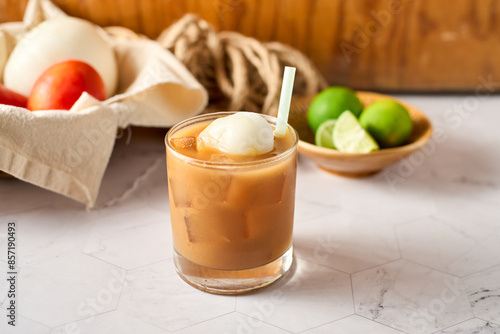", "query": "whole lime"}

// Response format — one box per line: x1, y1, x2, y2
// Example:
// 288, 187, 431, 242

307, 86, 363, 132
359, 99, 413, 148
